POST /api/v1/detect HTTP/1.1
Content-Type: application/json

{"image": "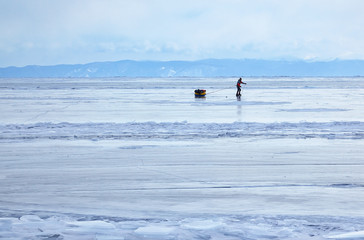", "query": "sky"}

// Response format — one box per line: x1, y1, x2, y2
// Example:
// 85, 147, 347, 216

0, 0, 364, 67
